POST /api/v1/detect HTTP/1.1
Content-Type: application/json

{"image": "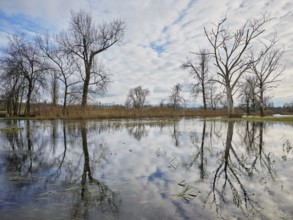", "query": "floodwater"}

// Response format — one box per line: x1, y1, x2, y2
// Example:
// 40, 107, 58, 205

0, 118, 292, 220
